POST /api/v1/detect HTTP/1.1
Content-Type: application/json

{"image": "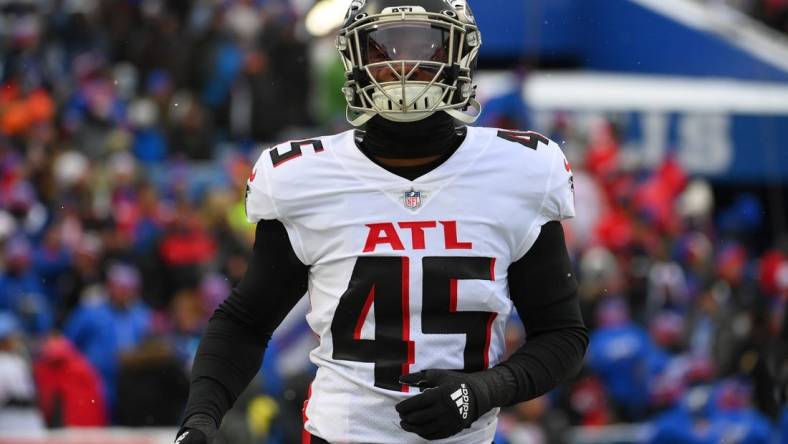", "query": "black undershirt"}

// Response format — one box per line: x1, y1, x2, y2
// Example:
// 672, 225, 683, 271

360, 113, 465, 160
355, 126, 466, 181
